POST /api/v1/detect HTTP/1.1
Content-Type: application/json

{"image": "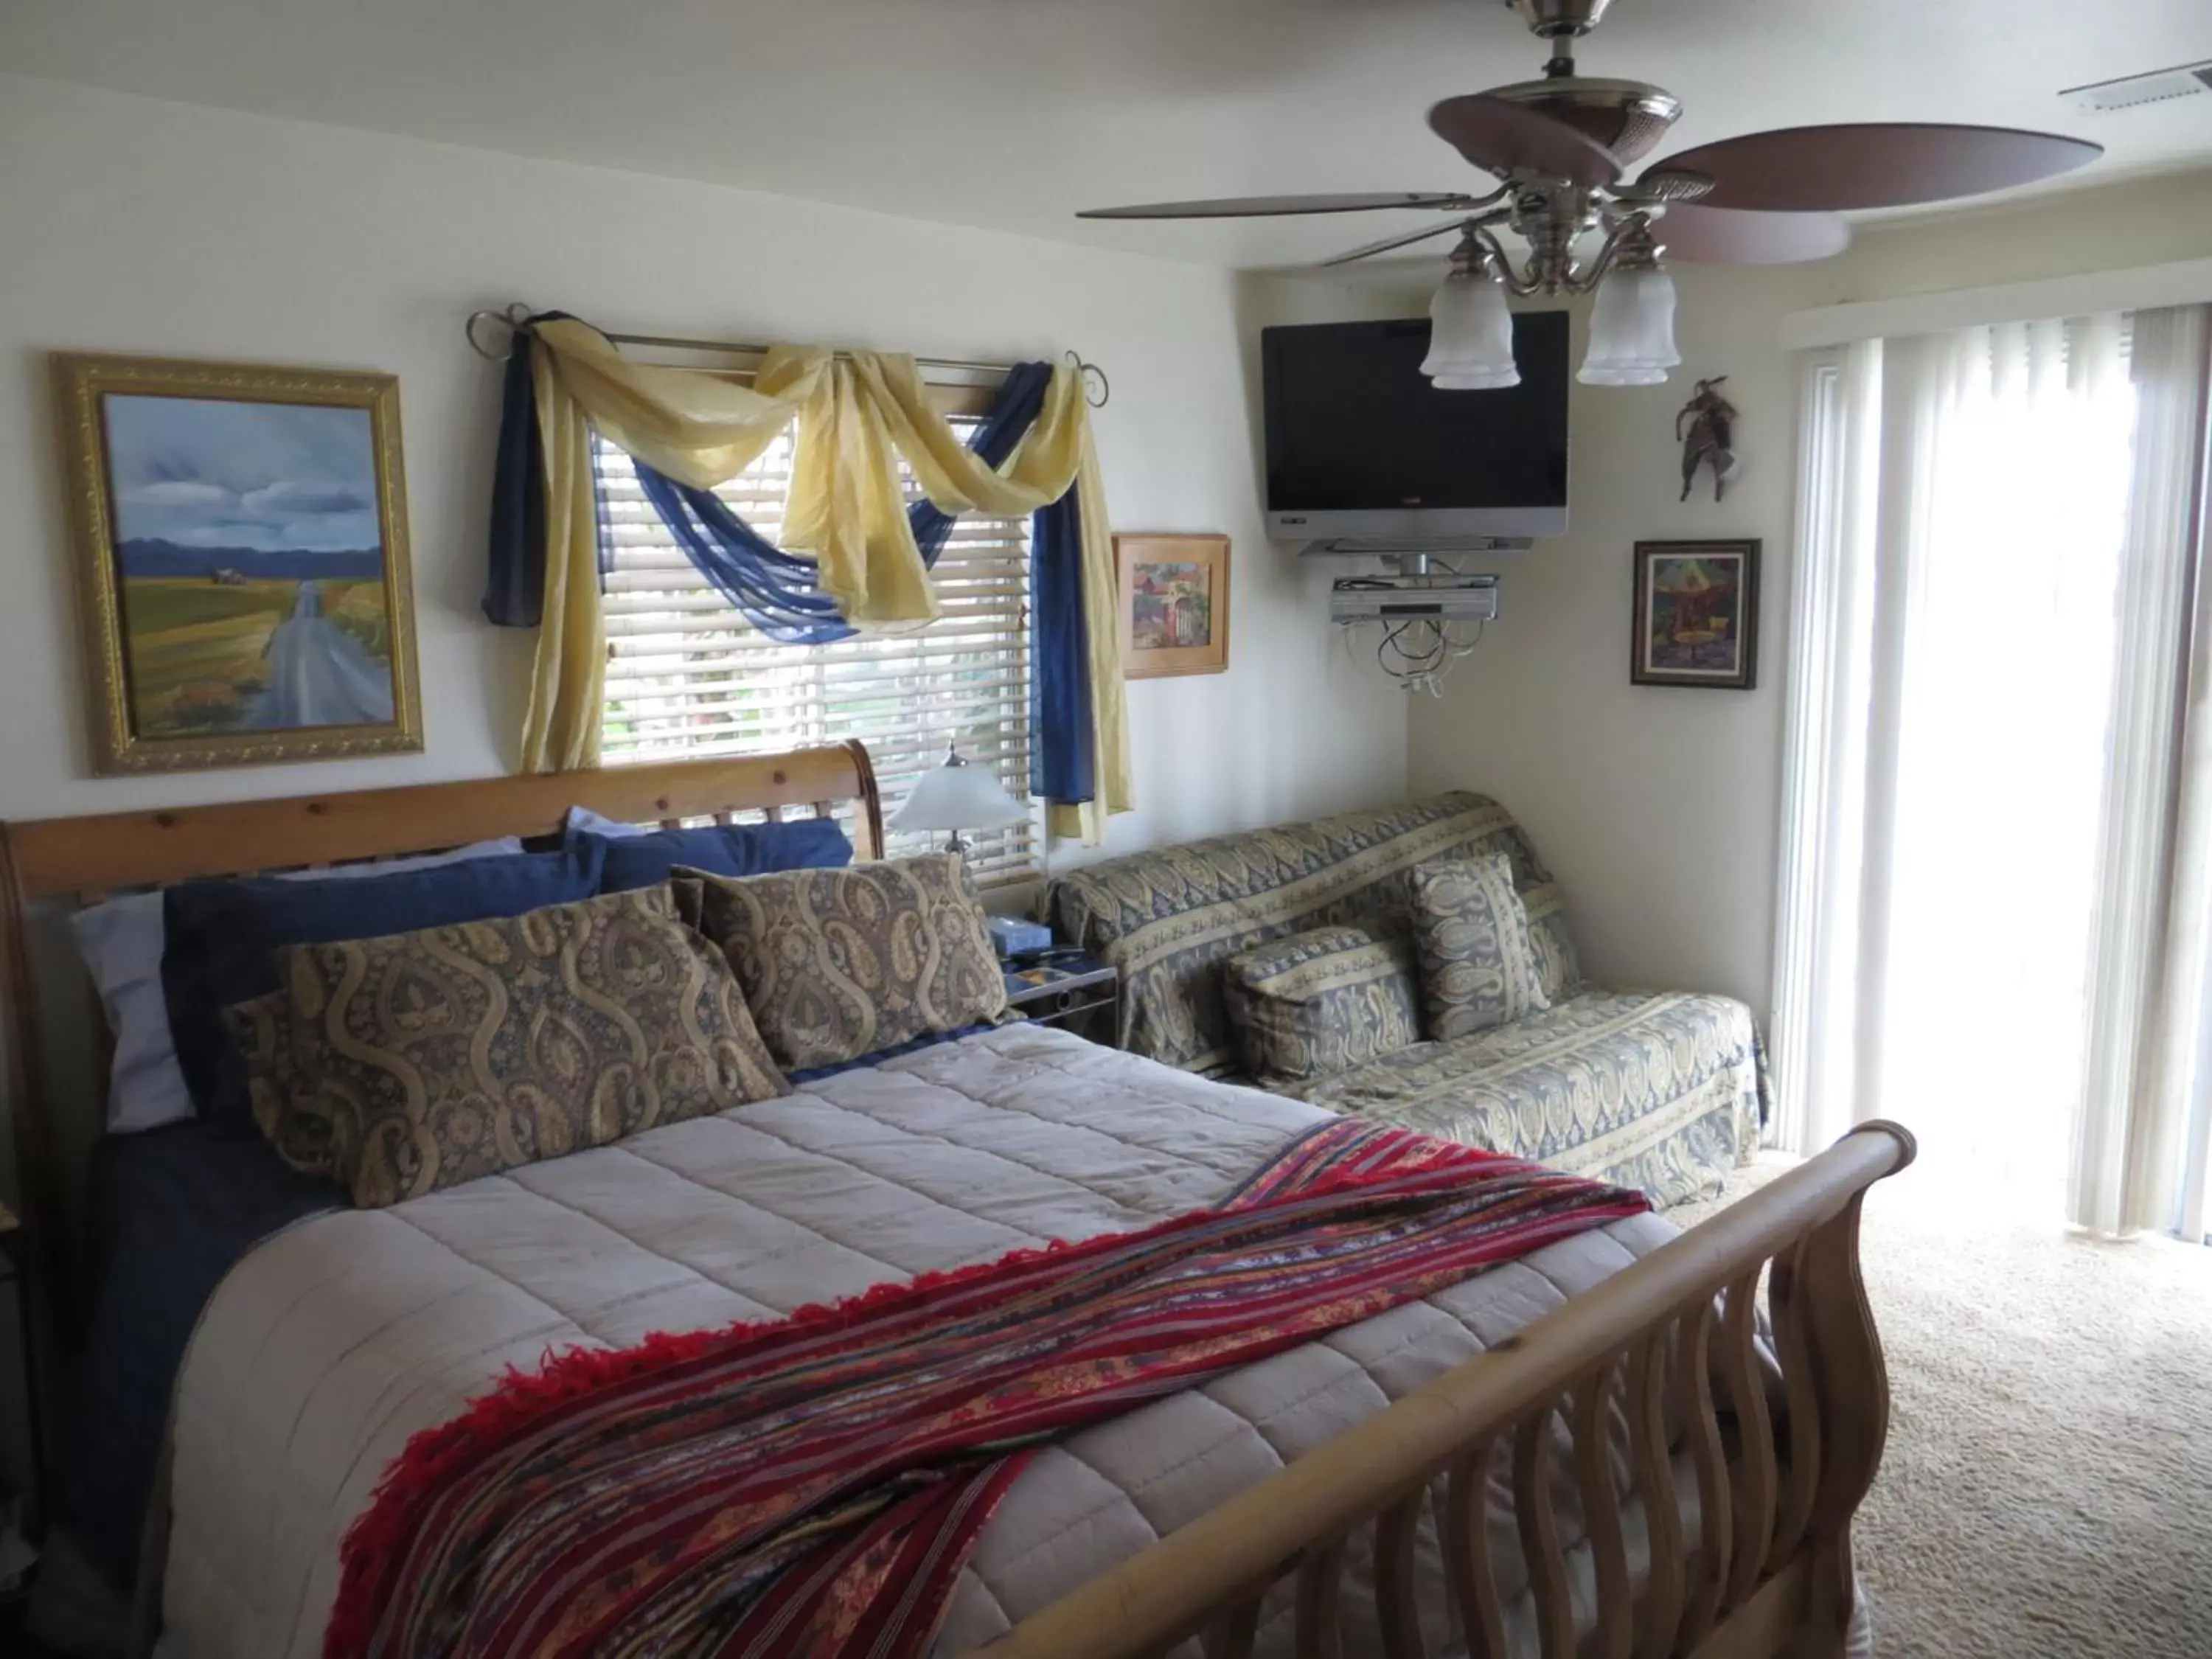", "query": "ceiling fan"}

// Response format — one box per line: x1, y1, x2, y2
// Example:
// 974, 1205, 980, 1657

1078, 0, 2101, 389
